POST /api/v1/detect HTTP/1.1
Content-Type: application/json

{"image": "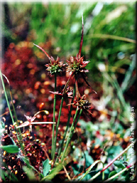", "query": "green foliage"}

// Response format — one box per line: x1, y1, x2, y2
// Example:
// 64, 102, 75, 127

72, 150, 95, 180
108, 170, 117, 181
42, 159, 51, 176
107, 145, 123, 159
85, 151, 94, 167
0, 145, 19, 153
0, 167, 19, 182
22, 166, 36, 181
0, 120, 5, 136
